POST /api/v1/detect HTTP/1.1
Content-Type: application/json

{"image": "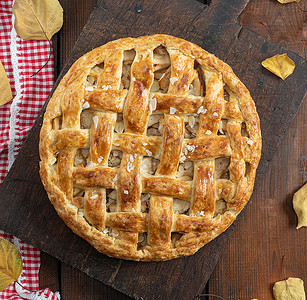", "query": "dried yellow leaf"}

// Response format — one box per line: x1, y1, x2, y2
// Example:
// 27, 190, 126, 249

277, 0, 300, 3
0, 238, 23, 292
273, 277, 306, 300
293, 183, 307, 229
12, 0, 63, 40
0, 60, 13, 107
261, 54, 295, 80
